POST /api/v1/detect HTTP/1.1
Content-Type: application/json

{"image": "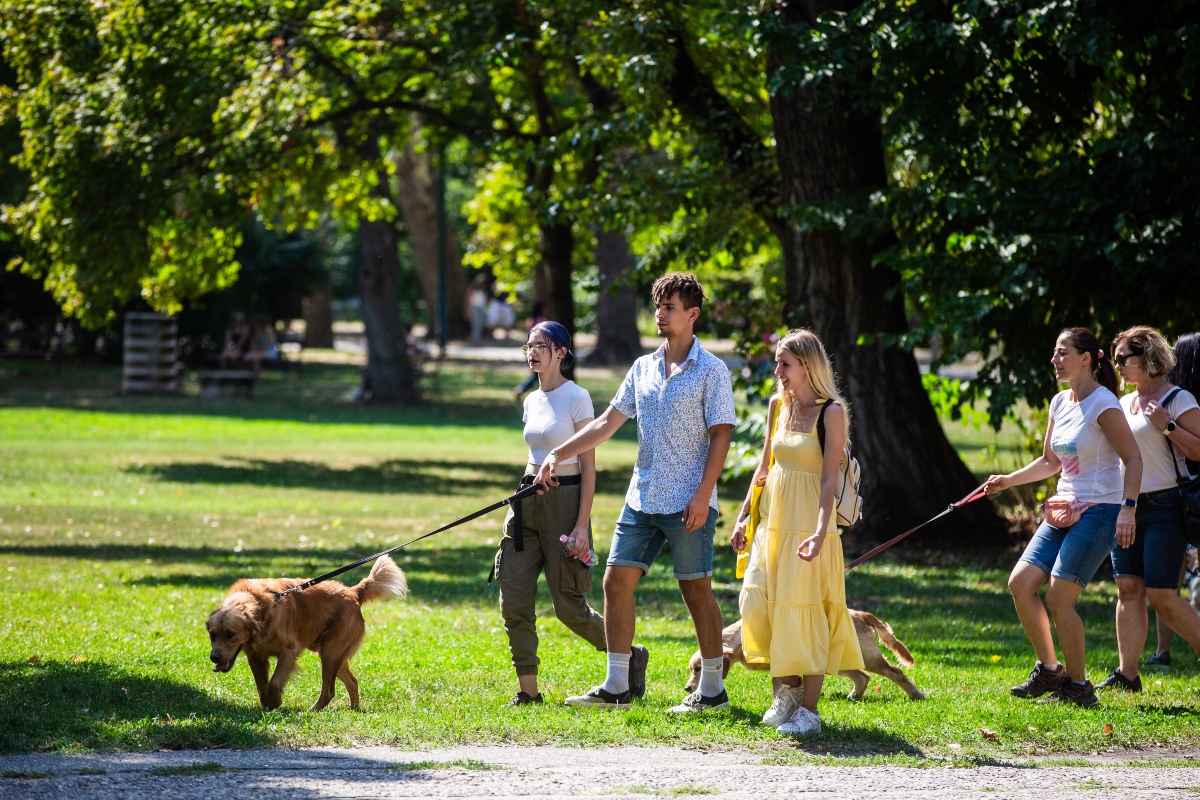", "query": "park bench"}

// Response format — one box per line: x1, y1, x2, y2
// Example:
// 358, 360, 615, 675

0, 327, 64, 371
199, 370, 258, 398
